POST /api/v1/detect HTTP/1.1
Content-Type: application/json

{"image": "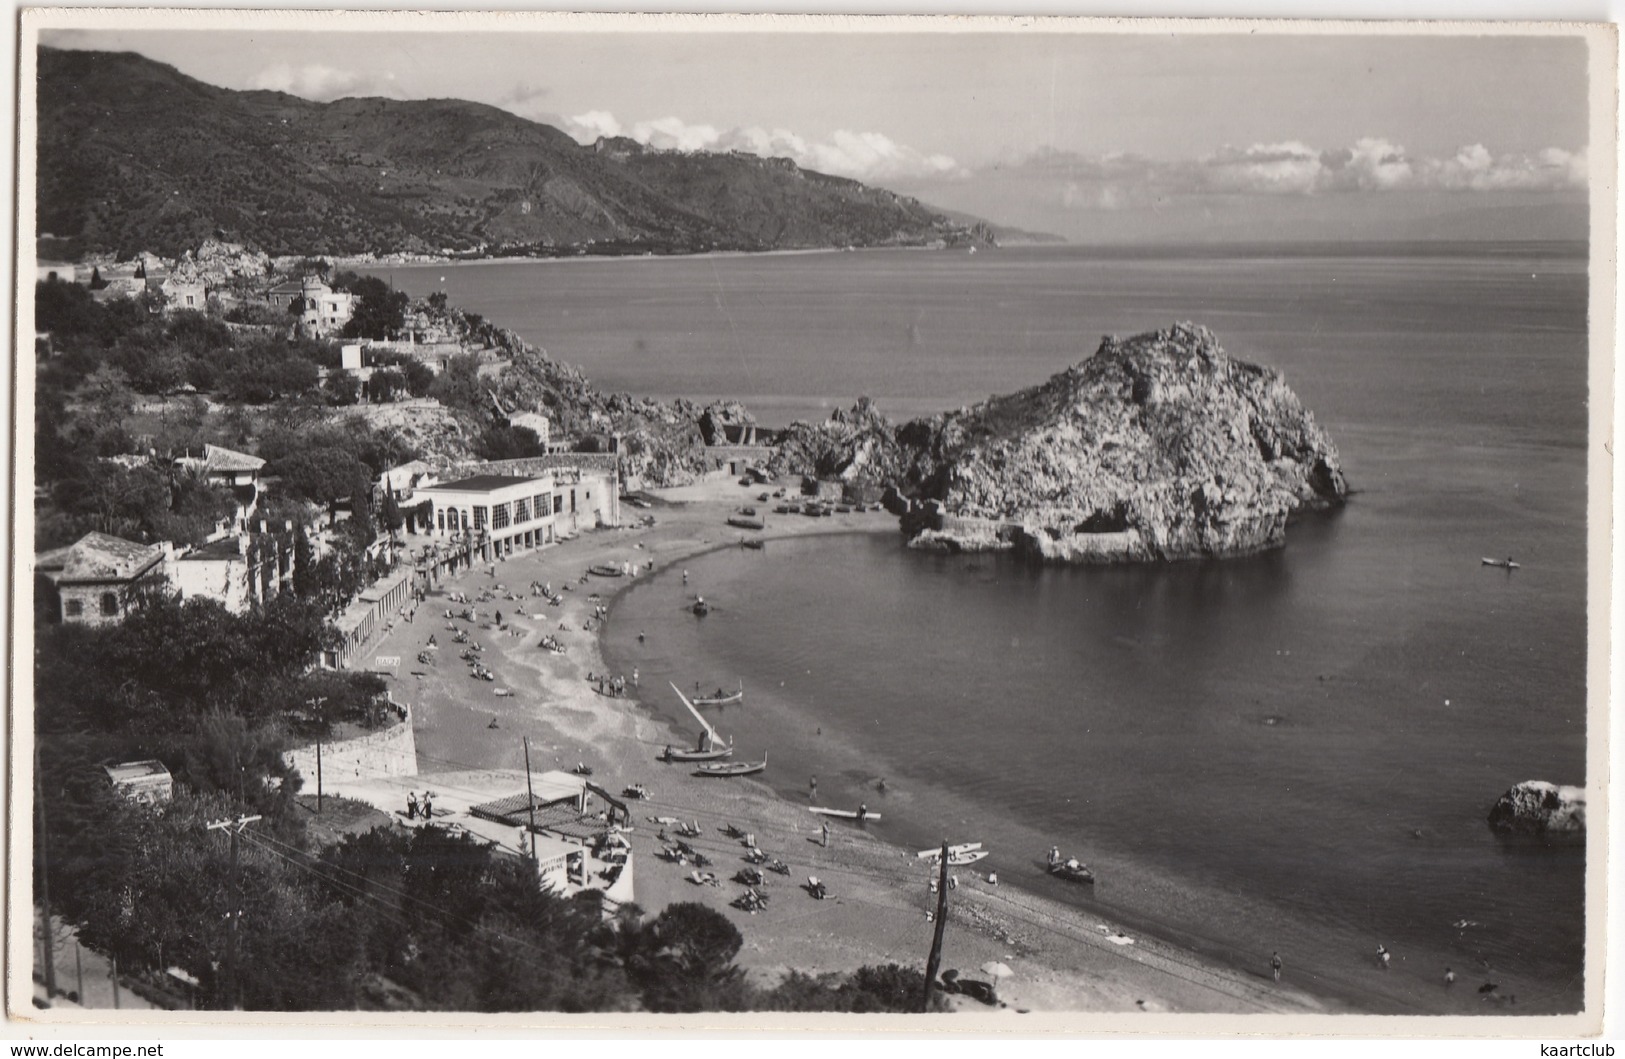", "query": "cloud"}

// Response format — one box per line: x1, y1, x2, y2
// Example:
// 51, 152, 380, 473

1002, 138, 1586, 210
248, 63, 404, 102
495, 82, 555, 124
557, 110, 964, 182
